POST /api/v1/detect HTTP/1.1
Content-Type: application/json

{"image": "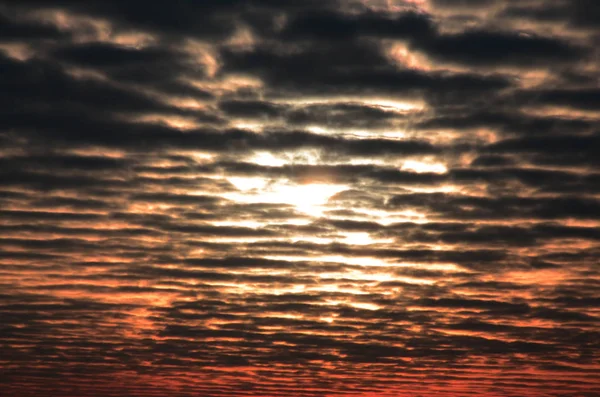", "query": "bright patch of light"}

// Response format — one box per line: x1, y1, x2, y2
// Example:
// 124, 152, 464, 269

188, 152, 215, 163
291, 232, 392, 246
260, 313, 304, 320
323, 300, 381, 311
347, 157, 390, 166
225, 180, 347, 217
169, 97, 206, 110
307, 125, 328, 134
283, 97, 424, 112
311, 285, 369, 295
185, 39, 219, 77
305, 126, 407, 141
396, 262, 463, 272
319, 271, 394, 282
407, 184, 458, 194
361, 98, 424, 112
210, 220, 265, 228
233, 121, 263, 131
249, 151, 287, 167
268, 183, 346, 216
265, 254, 391, 267
387, 42, 432, 71
0, 43, 33, 60
284, 218, 313, 226
349, 302, 381, 311
132, 115, 197, 130
402, 160, 448, 174
247, 149, 322, 166
342, 232, 392, 245
349, 129, 407, 140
